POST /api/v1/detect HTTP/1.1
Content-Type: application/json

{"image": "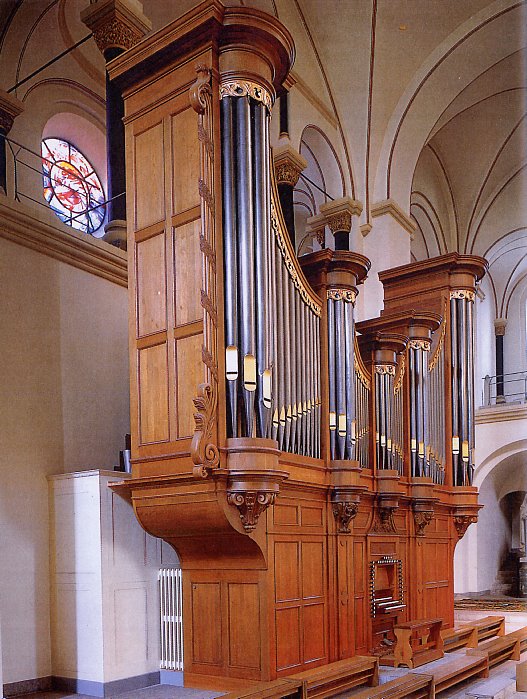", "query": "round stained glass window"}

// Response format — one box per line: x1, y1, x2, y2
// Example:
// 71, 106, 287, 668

42, 138, 106, 235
